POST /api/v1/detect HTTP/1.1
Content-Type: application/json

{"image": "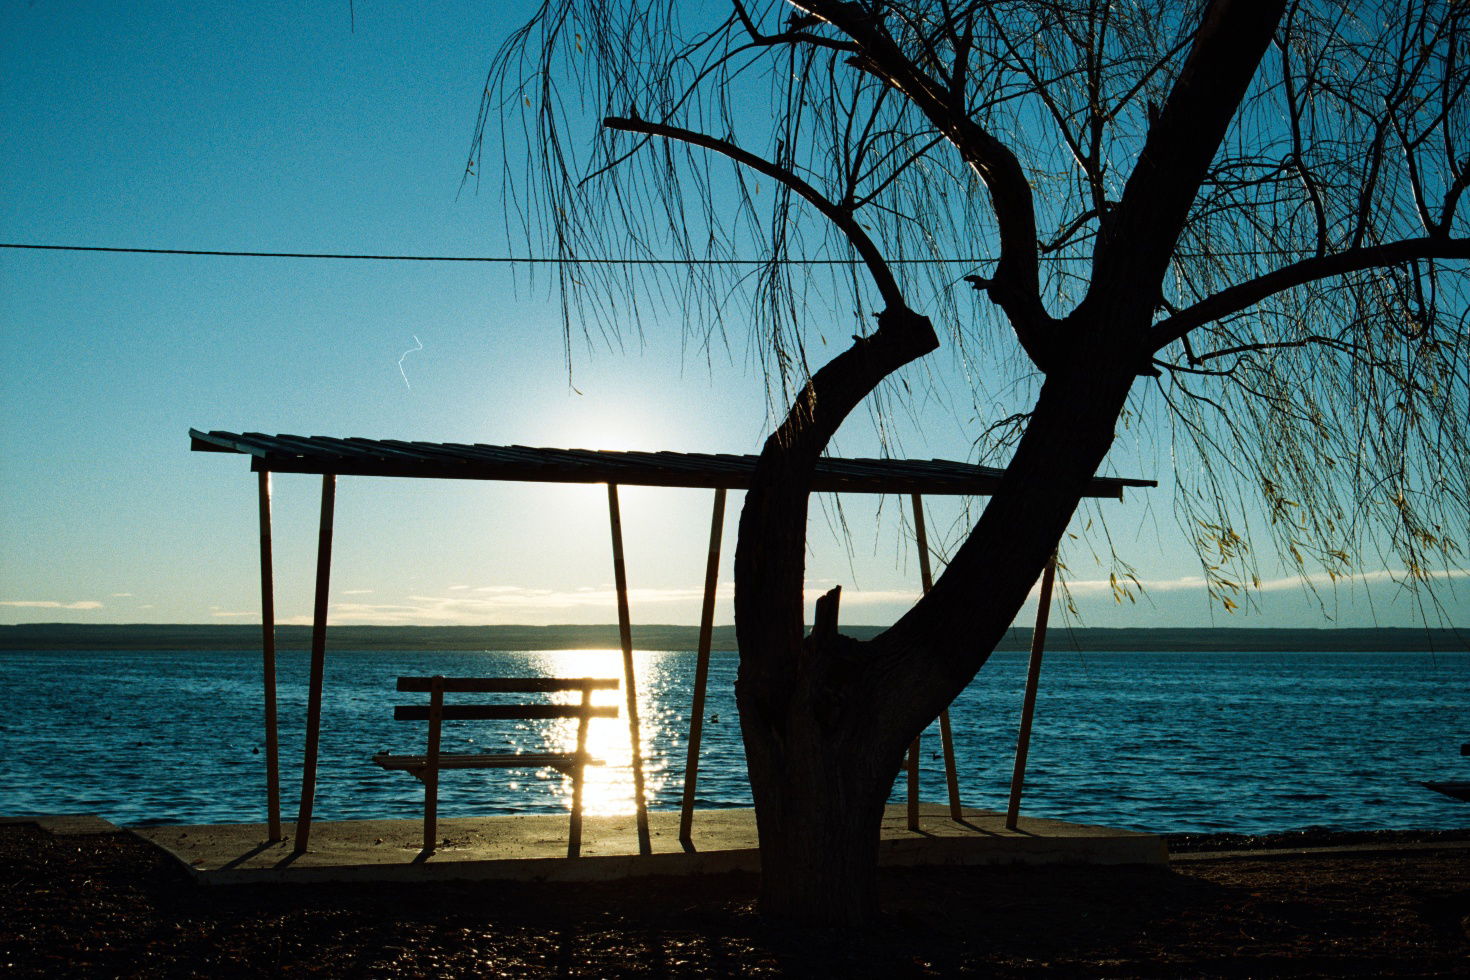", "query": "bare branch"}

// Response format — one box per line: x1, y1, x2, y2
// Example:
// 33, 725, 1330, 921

603, 114, 907, 311
731, 0, 859, 54
792, 0, 1056, 367
1151, 236, 1470, 352
1088, 0, 1287, 317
